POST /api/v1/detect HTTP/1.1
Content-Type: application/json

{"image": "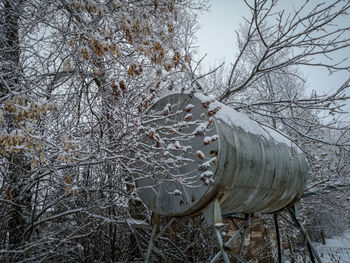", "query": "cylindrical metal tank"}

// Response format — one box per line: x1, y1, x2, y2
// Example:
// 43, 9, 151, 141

136, 92, 308, 217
